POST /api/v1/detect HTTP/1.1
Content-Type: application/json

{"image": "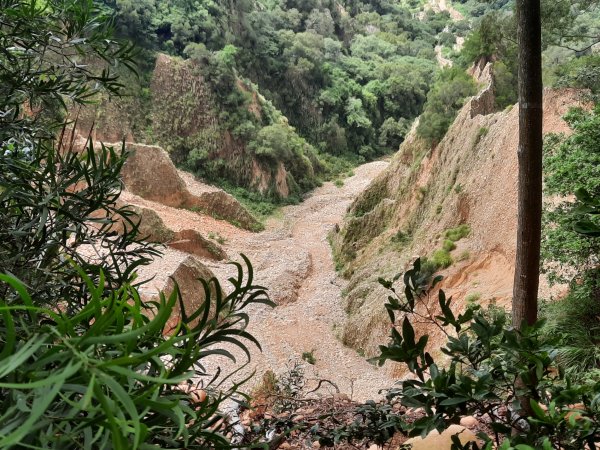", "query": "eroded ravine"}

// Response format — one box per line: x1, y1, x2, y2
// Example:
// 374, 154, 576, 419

134, 160, 393, 400
215, 160, 393, 401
